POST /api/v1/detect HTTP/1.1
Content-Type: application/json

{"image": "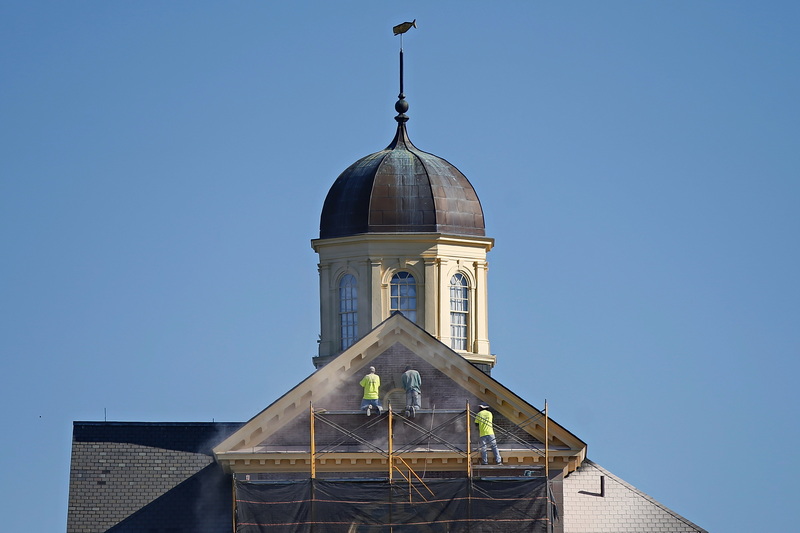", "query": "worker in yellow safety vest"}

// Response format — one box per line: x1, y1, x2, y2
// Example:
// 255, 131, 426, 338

474, 404, 502, 465
359, 366, 383, 416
